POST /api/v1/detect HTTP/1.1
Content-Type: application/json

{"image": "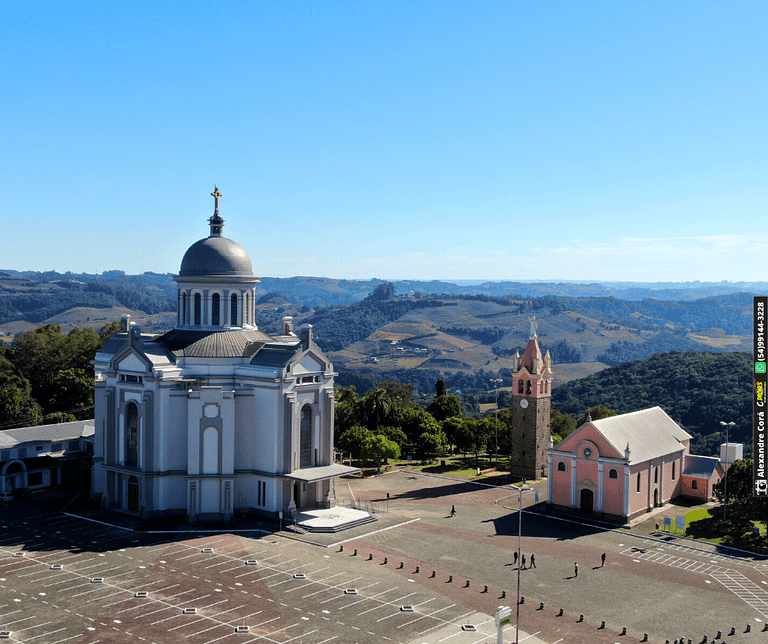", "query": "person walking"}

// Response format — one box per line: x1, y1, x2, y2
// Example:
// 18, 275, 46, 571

574, 562, 579, 578
450, 505, 456, 517
521, 554, 526, 570
513, 551, 518, 564
601, 552, 606, 567
530, 554, 536, 568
